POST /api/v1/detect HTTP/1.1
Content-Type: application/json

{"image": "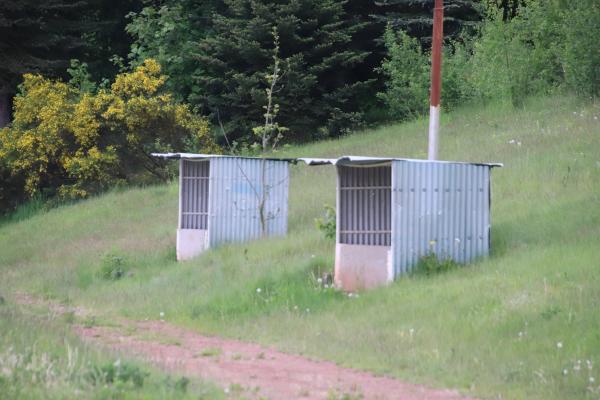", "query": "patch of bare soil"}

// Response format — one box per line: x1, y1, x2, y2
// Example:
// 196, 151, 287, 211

15, 293, 473, 400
